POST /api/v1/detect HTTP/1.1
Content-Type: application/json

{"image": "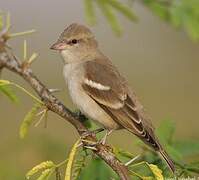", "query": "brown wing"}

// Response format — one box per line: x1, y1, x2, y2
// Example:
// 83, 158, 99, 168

83, 59, 160, 150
